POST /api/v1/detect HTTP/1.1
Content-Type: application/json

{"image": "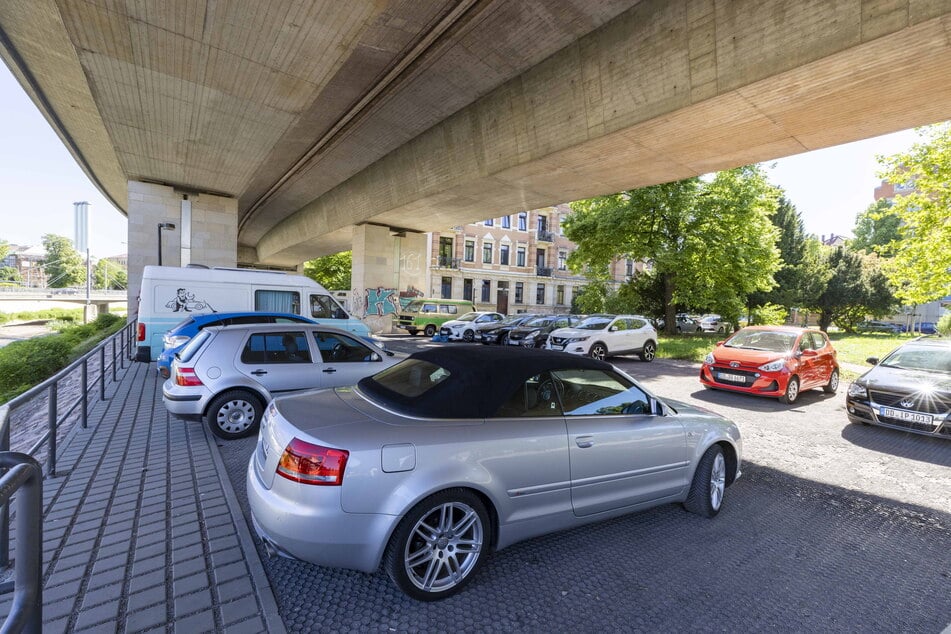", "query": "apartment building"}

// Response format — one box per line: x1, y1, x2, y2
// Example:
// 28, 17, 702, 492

423, 203, 631, 315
